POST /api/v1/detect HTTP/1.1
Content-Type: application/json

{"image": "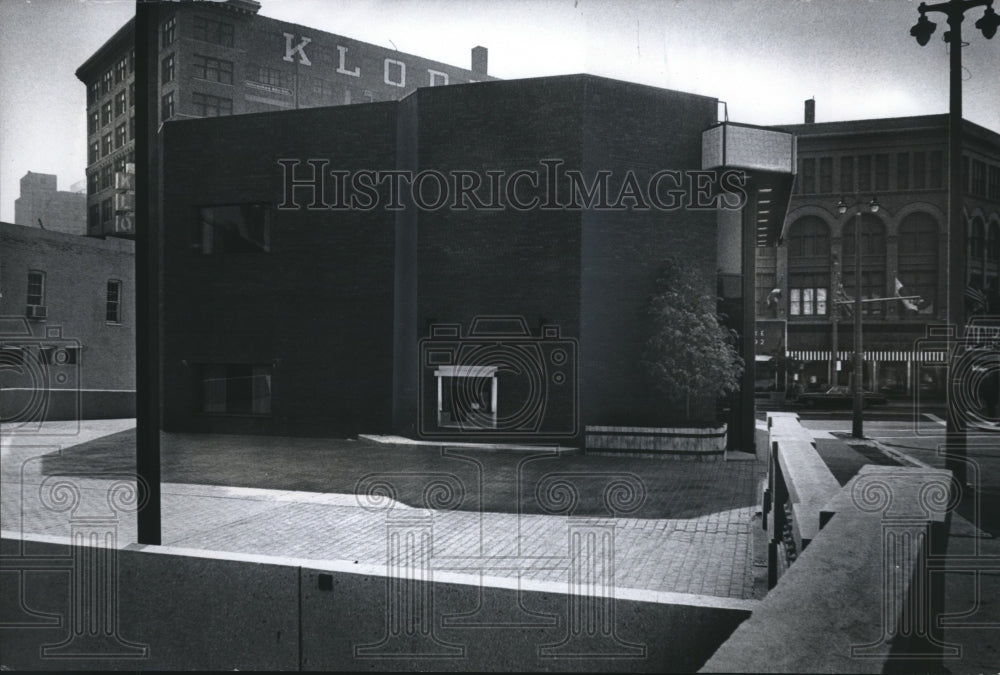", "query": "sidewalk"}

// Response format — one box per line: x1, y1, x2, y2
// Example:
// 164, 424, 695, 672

1, 420, 766, 601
